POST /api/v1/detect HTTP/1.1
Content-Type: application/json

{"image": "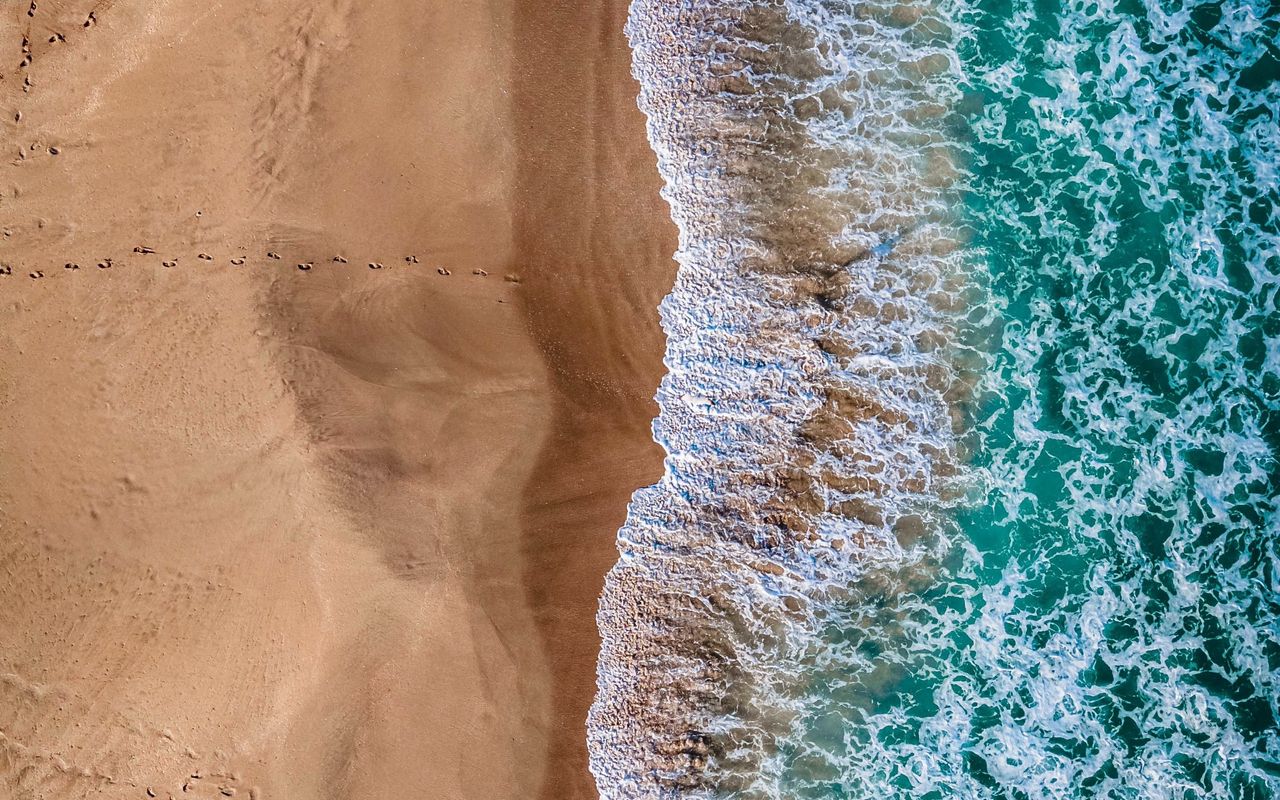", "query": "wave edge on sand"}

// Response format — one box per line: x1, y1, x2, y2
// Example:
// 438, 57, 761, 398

588, 1, 987, 796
